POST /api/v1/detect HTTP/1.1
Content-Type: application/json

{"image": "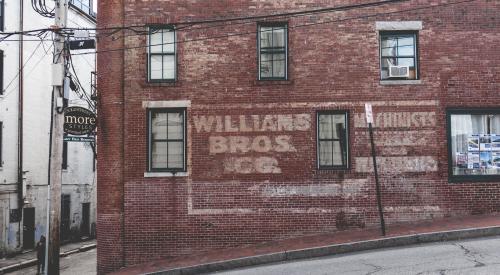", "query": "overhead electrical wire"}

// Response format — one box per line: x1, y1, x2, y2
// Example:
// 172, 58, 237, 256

69, 0, 478, 56
31, 0, 55, 18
